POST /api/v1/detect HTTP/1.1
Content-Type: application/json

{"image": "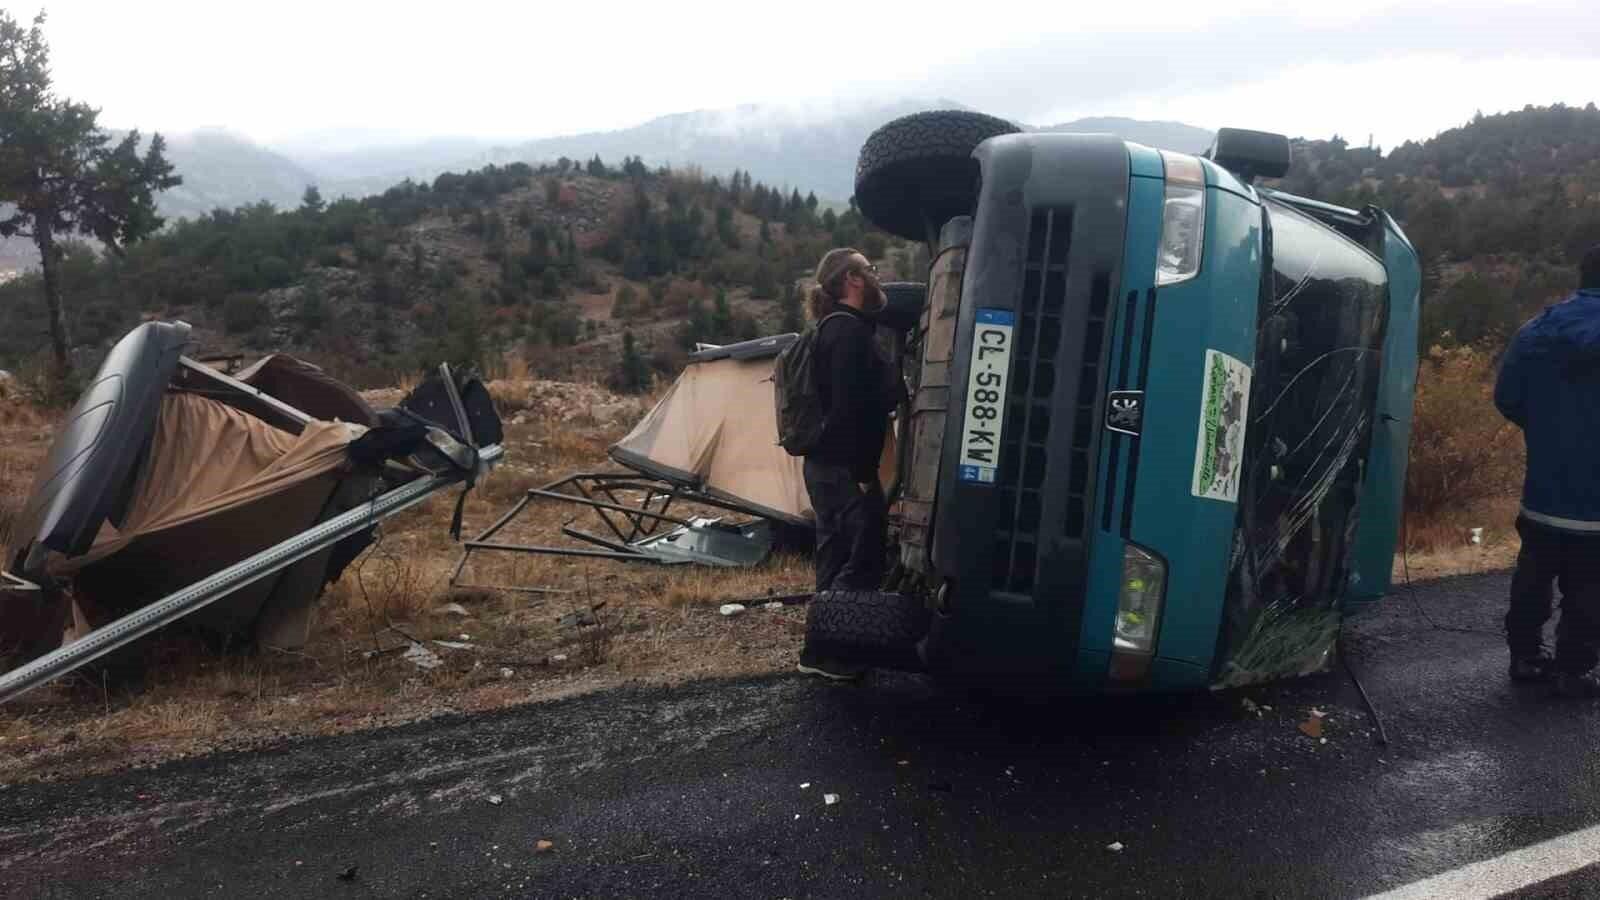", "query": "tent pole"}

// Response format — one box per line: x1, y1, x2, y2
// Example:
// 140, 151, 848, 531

0, 445, 503, 706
